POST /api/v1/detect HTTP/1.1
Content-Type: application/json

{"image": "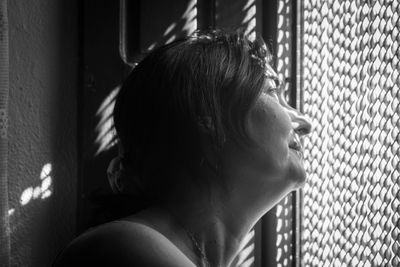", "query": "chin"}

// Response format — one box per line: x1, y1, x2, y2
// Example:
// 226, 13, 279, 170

285, 152, 307, 189
293, 173, 307, 189
288, 170, 307, 190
